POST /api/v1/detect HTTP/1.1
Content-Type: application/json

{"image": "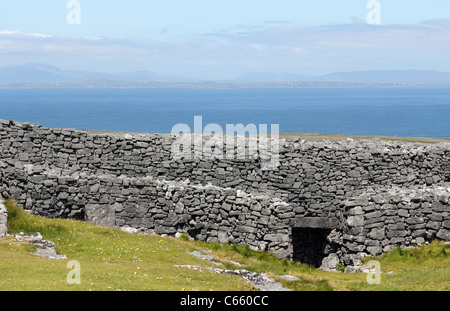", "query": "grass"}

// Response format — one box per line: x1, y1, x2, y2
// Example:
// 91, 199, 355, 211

2, 200, 251, 291
349, 242, 450, 291
1, 199, 449, 291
